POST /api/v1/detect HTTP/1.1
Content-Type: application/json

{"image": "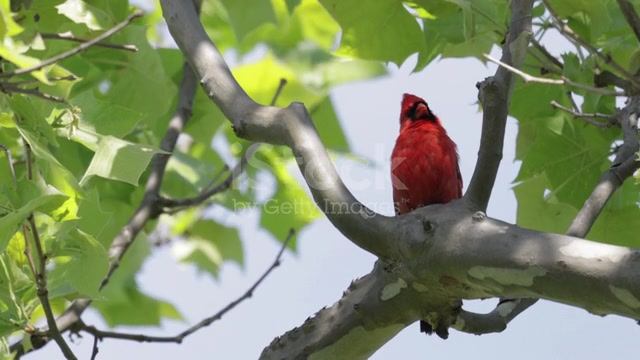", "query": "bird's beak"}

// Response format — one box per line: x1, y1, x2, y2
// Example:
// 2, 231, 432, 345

415, 103, 429, 119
